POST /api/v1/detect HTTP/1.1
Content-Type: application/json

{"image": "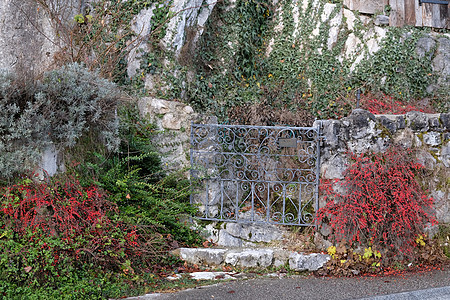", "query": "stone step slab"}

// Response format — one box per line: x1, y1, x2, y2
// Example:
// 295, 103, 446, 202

173, 248, 330, 272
